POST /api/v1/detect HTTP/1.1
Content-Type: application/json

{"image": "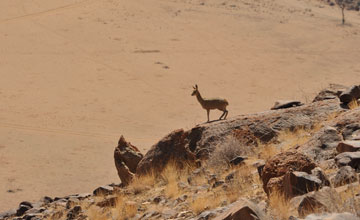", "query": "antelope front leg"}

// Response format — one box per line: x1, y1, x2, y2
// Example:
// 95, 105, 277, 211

224, 110, 228, 119
207, 109, 210, 122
